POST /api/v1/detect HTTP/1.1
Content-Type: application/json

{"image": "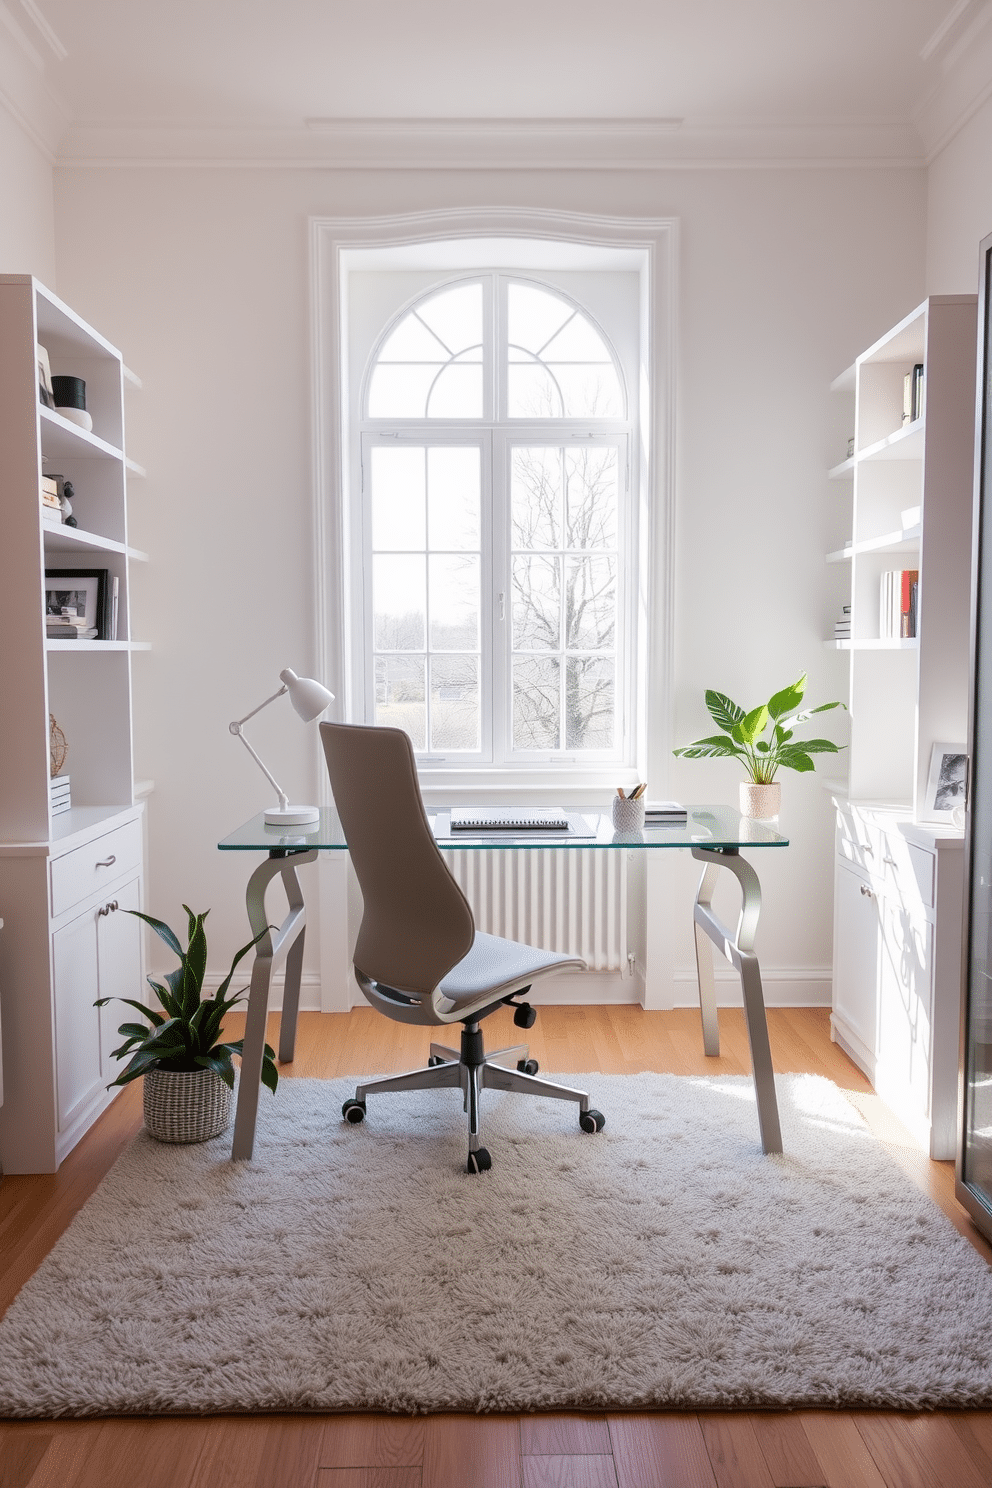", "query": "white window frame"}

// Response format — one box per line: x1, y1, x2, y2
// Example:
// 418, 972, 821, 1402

310, 209, 677, 801
359, 273, 632, 769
